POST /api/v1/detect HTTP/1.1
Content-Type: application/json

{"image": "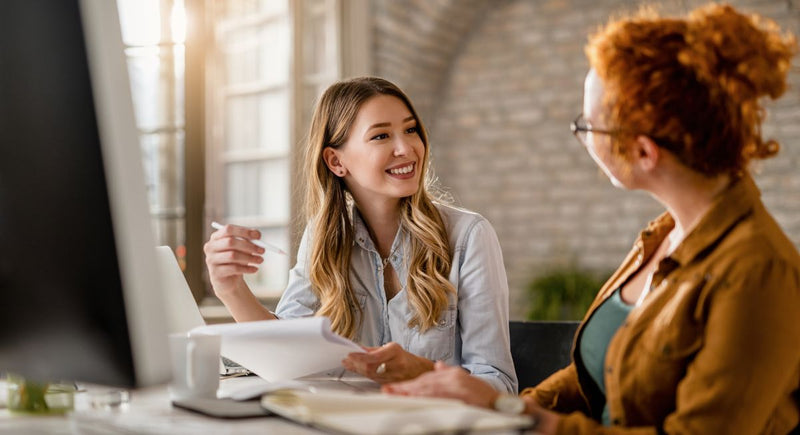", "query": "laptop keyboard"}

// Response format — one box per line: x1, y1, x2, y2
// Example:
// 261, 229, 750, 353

221, 356, 251, 375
